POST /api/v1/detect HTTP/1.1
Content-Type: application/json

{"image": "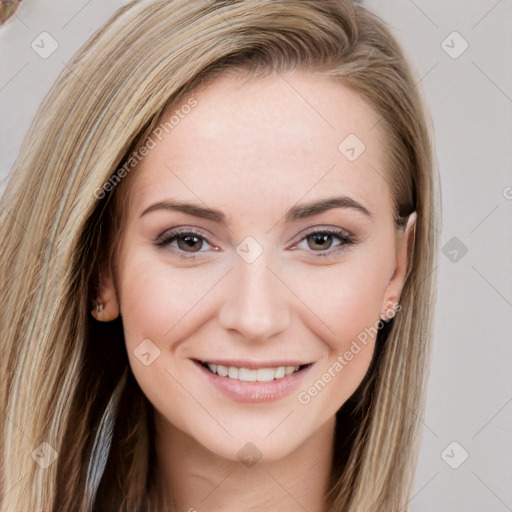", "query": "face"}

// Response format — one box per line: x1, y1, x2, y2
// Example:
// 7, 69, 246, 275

97, 70, 415, 463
